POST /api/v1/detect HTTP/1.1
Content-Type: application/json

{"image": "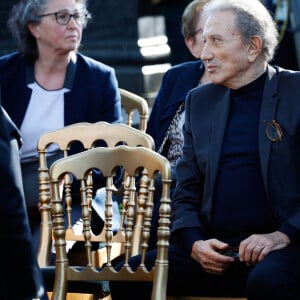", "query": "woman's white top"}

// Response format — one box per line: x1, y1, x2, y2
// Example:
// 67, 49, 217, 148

20, 82, 69, 162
